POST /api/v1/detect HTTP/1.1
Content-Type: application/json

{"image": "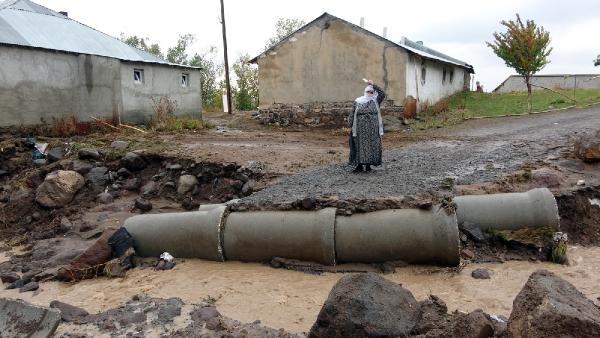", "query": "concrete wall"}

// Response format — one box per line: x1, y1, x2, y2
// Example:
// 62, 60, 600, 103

256, 17, 408, 106
494, 74, 600, 93
405, 54, 467, 109
120, 62, 202, 123
0, 45, 121, 126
